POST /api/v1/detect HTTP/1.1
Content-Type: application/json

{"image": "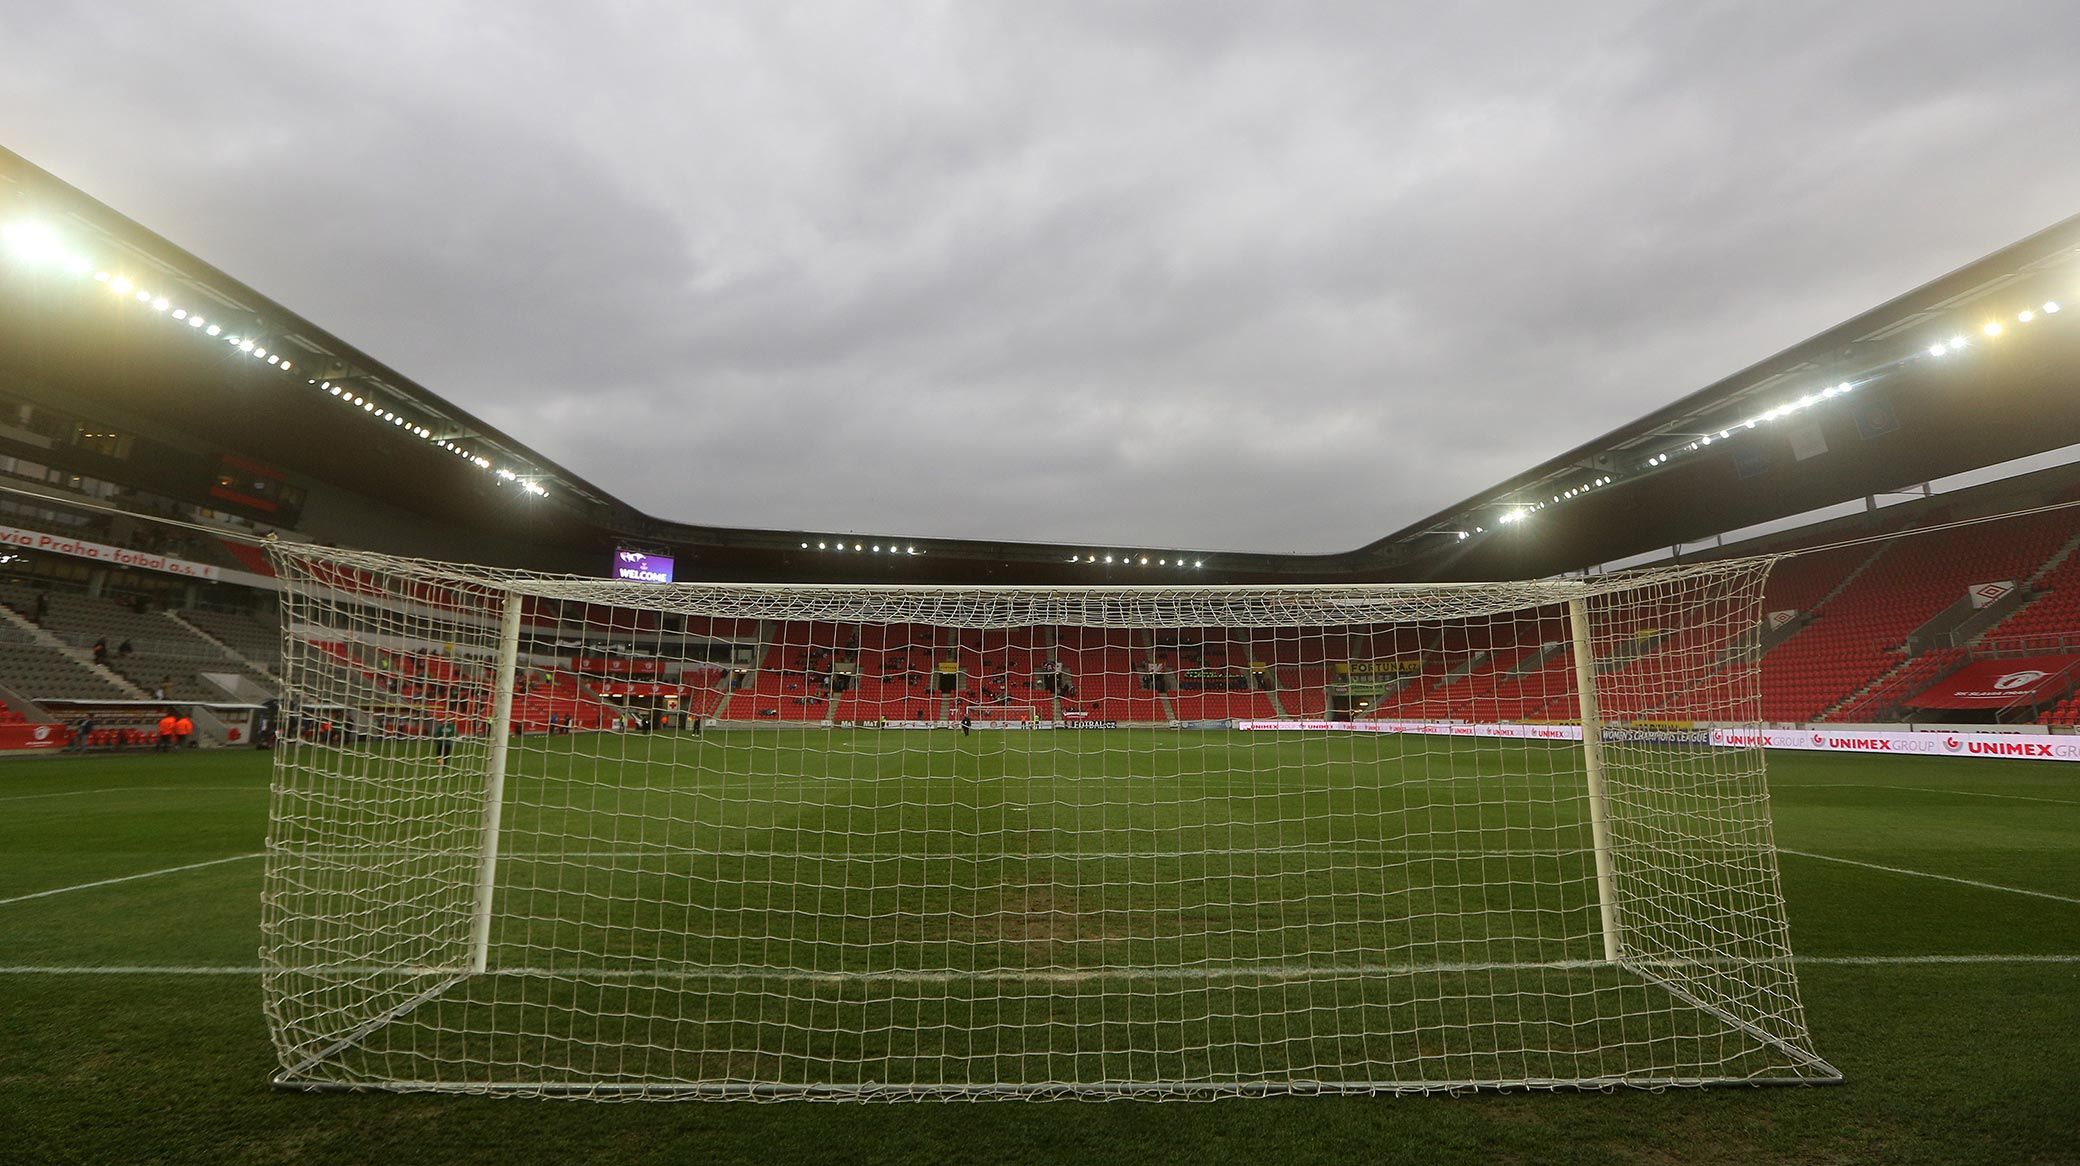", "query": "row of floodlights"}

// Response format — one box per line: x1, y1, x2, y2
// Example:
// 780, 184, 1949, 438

2, 219, 550, 500
1067, 554, 1205, 567
801, 541, 923, 554
1660, 299, 2064, 462
1496, 295, 2069, 528
1497, 474, 1614, 525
